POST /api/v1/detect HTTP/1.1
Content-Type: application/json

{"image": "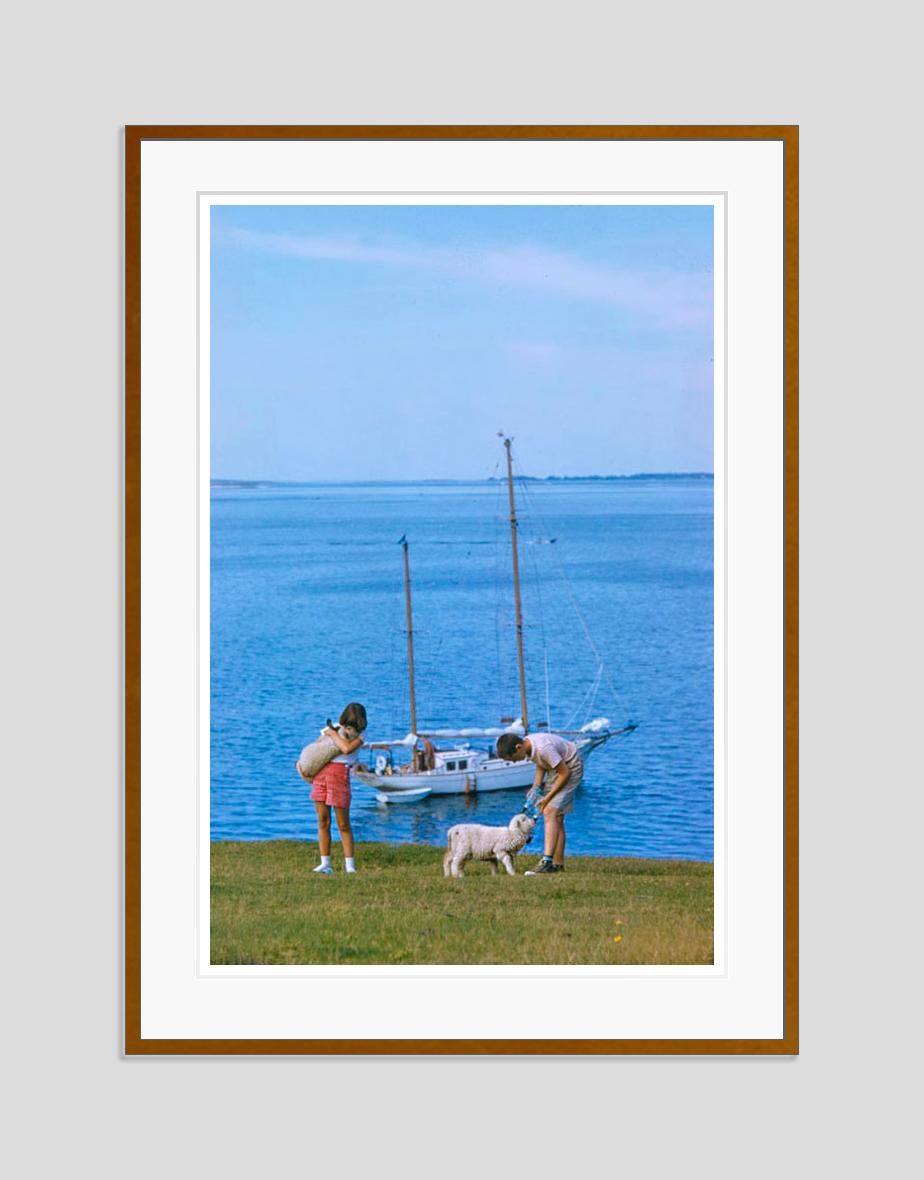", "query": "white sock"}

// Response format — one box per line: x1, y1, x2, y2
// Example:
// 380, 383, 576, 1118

344, 857, 356, 873
314, 855, 331, 872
